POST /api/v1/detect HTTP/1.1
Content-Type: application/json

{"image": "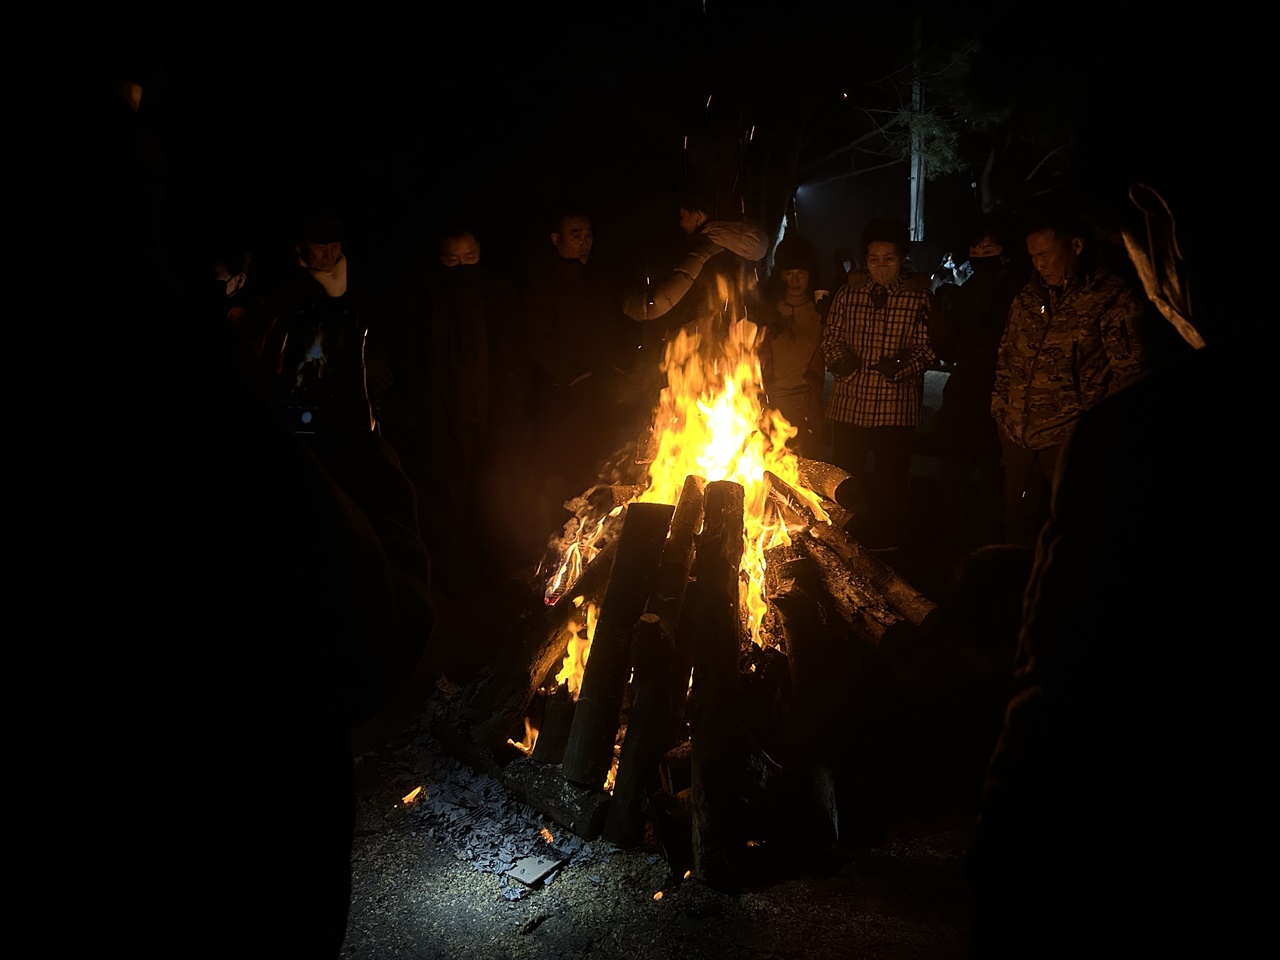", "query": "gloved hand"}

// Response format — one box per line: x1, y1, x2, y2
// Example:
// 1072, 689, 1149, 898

871, 356, 902, 380
827, 344, 862, 378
